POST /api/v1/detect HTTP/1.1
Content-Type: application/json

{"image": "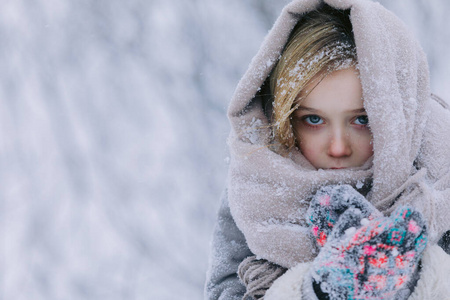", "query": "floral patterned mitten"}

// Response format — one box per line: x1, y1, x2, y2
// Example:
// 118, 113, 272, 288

307, 184, 382, 248
312, 206, 428, 300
